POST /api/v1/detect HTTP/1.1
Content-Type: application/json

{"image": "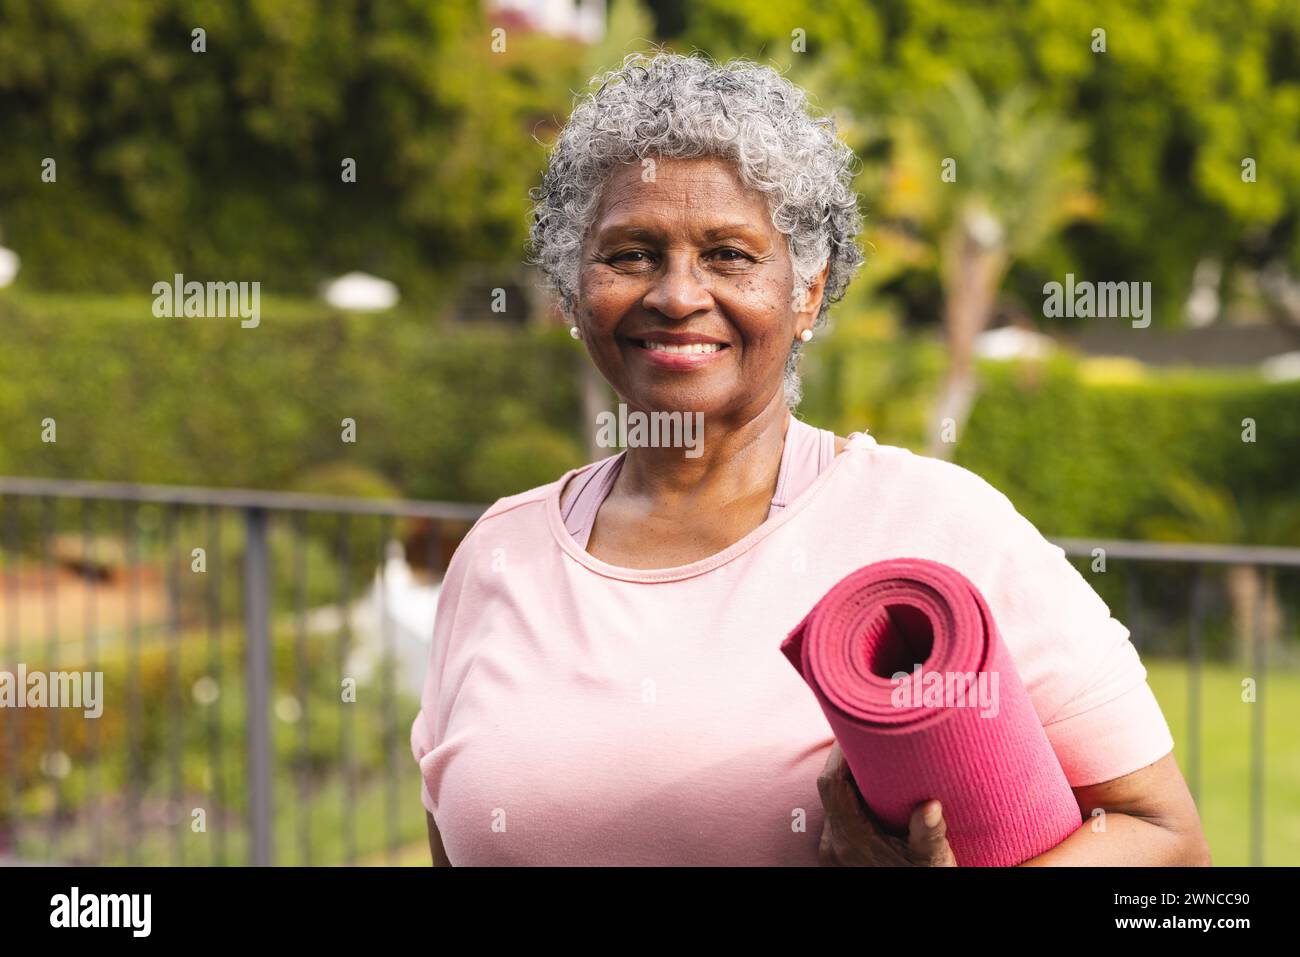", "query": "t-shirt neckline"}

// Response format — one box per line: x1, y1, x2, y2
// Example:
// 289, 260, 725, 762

545, 428, 874, 583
